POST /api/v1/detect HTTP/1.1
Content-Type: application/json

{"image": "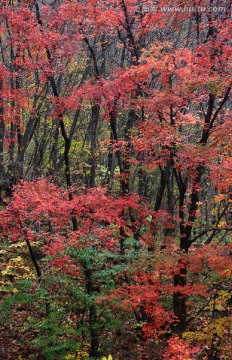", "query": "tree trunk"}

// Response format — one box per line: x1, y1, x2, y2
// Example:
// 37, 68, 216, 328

173, 257, 187, 330
89, 104, 100, 188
